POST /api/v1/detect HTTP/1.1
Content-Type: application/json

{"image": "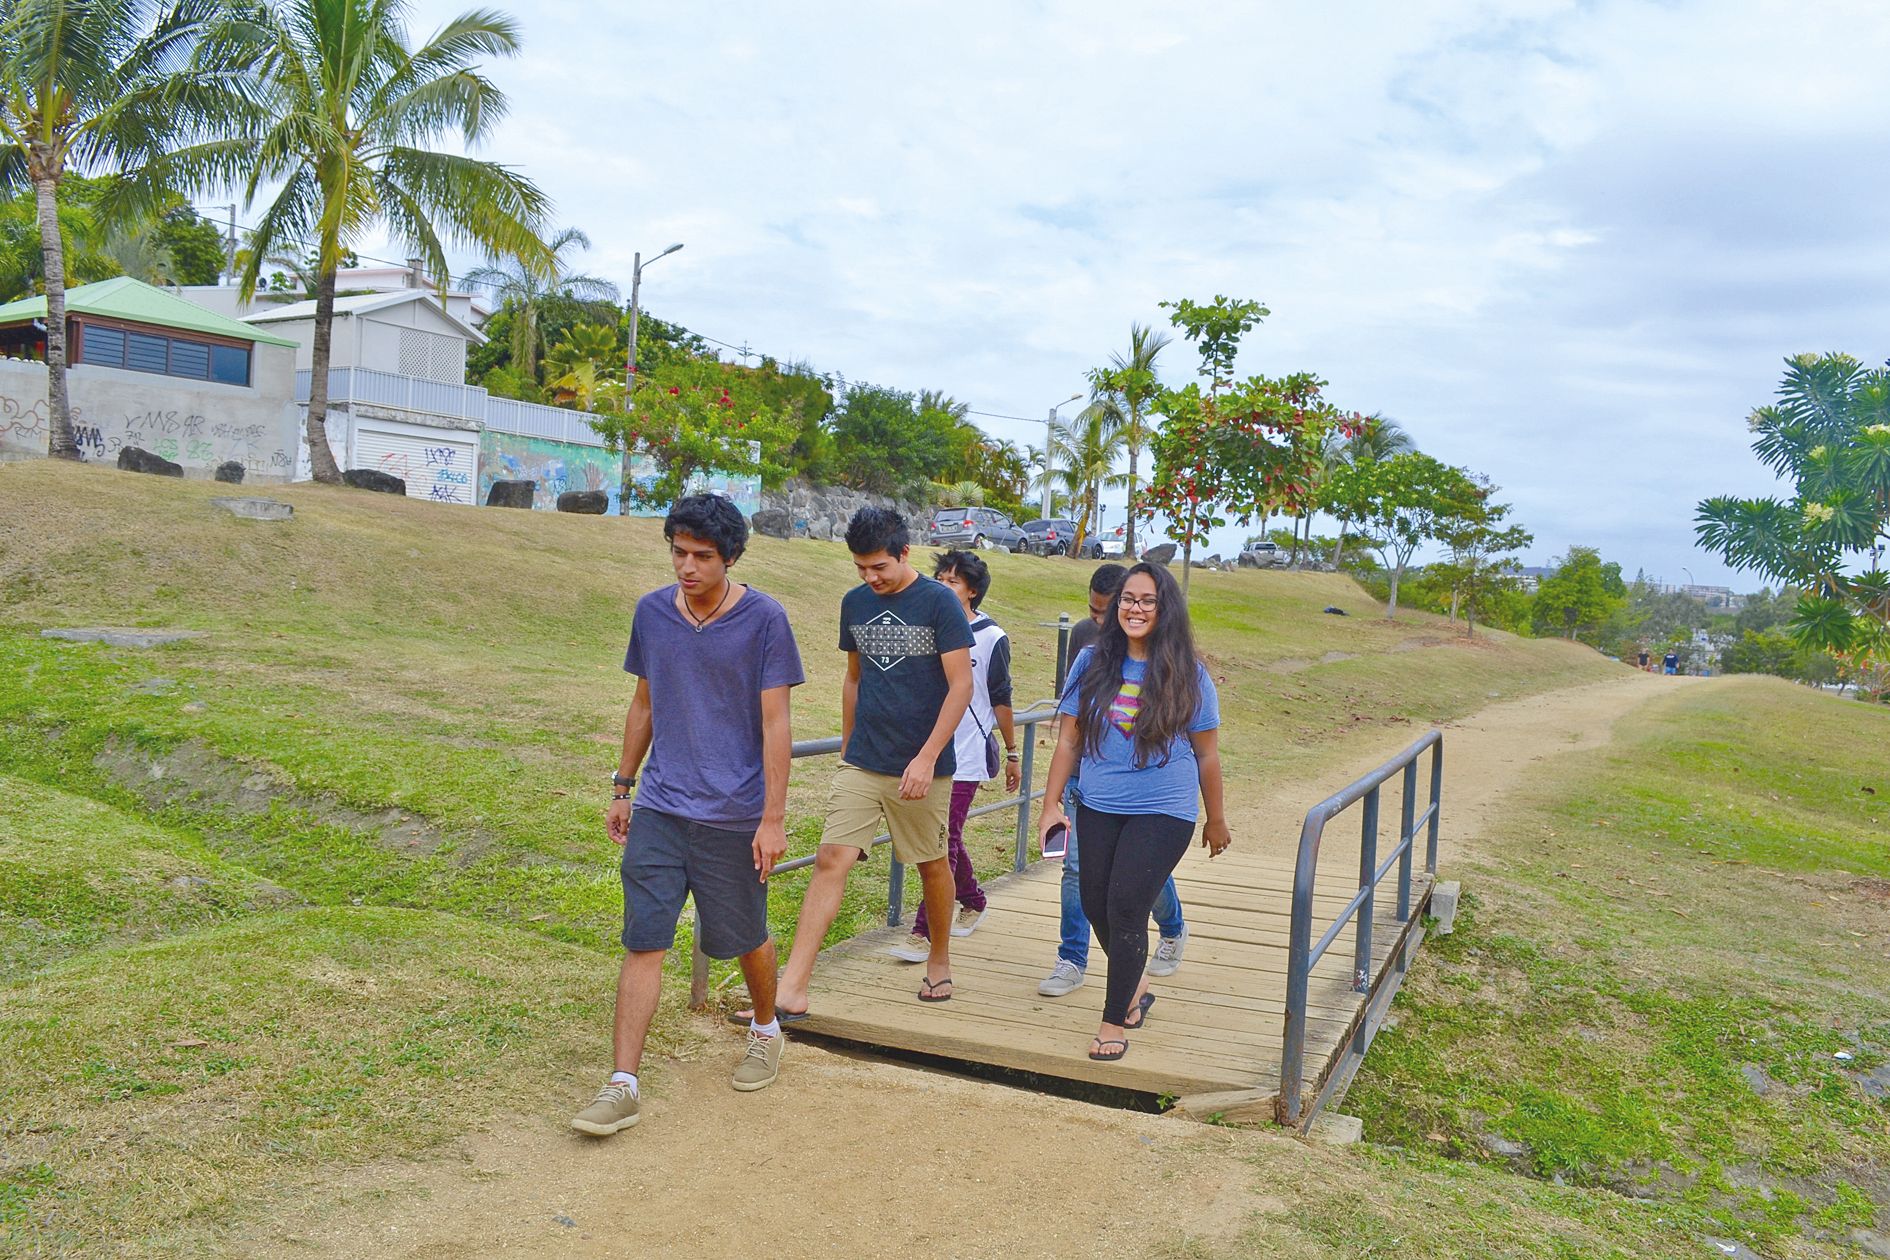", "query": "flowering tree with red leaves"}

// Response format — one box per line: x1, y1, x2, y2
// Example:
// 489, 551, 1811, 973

591, 358, 799, 508
1139, 296, 1355, 593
